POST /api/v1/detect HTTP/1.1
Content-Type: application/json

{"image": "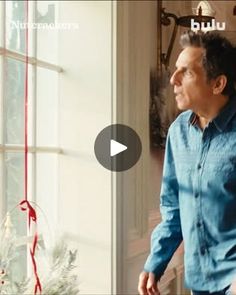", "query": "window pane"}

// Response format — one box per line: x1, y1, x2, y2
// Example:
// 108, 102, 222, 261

37, 68, 58, 146
6, 1, 26, 54
0, 152, 27, 285
5, 152, 25, 232
0, 1, 4, 48
36, 1, 58, 64
0, 57, 3, 144
5, 58, 24, 144
0, 154, 3, 217
5, 58, 33, 145
5, 1, 34, 56
36, 153, 58, 238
